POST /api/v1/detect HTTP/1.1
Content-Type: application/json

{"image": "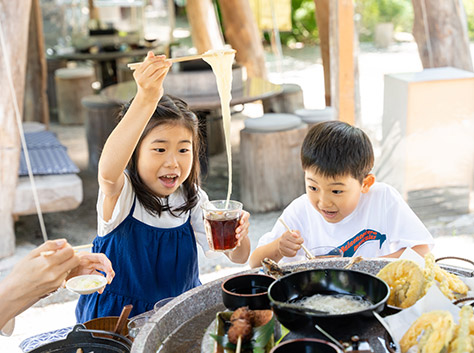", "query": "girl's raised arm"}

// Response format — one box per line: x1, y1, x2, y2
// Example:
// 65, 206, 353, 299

98, 52, 171, 200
